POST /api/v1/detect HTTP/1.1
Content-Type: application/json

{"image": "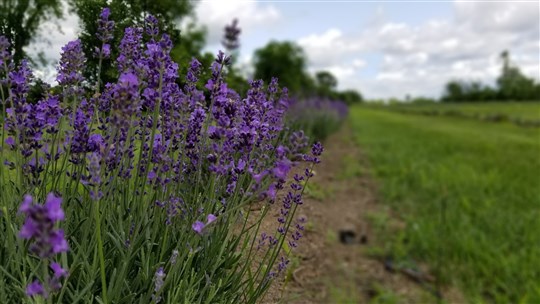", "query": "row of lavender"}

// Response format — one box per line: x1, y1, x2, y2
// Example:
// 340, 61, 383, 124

0, 10, 322, 303
287, 97, 349, 142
